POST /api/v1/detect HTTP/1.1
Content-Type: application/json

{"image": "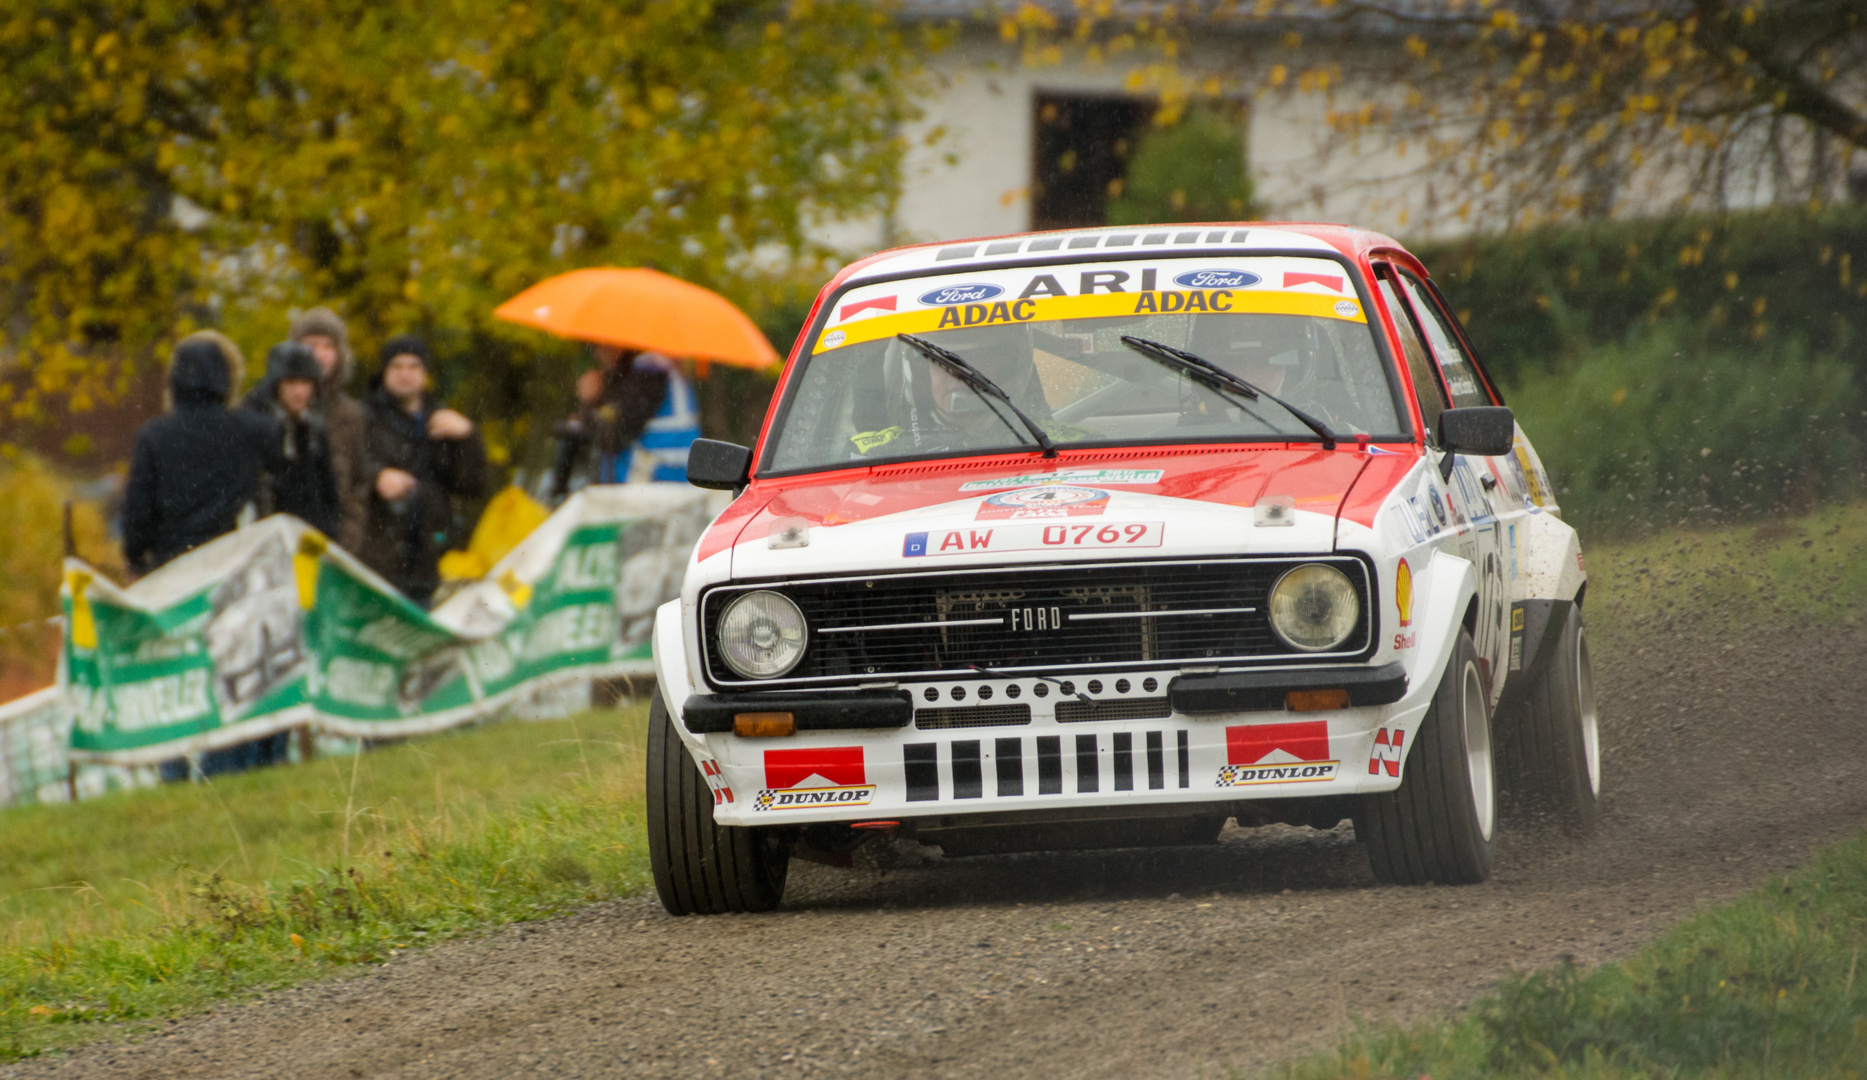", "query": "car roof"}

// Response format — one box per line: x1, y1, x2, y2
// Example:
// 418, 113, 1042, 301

832, 222, 1409, 290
